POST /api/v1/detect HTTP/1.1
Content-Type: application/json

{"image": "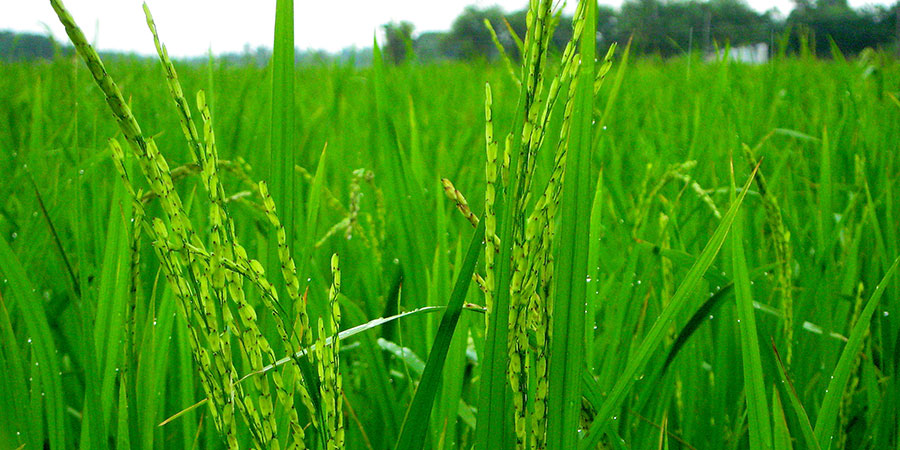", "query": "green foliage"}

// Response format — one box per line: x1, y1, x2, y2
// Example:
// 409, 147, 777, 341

787, 1, 898, 55
0, 31, 68, 61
